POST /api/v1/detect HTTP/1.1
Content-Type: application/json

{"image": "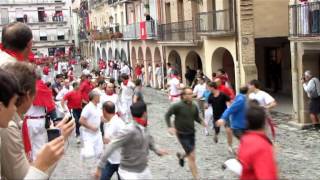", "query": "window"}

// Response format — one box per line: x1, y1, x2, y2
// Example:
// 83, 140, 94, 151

37, 7, 46, 22
16, 8, 23, 22
40, 31, 47, 41
57, 30, 65, 40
